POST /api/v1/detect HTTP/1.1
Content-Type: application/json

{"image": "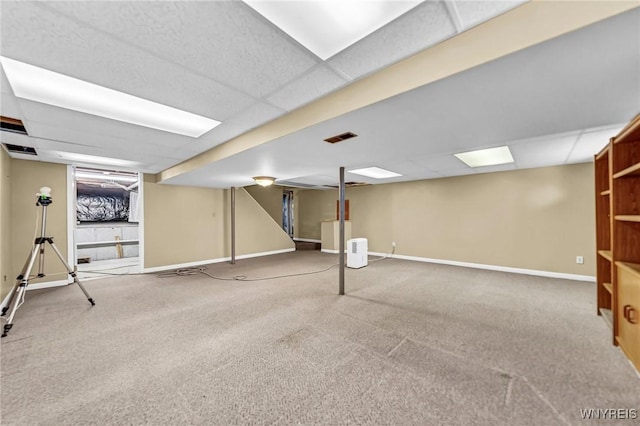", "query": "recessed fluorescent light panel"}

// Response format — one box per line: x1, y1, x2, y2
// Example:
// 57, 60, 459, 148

349, 167, 402, 179
243, 1, 423, 60
0, 56, 220, 137
454, 146, 514, 168
50, 151, 140, 168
